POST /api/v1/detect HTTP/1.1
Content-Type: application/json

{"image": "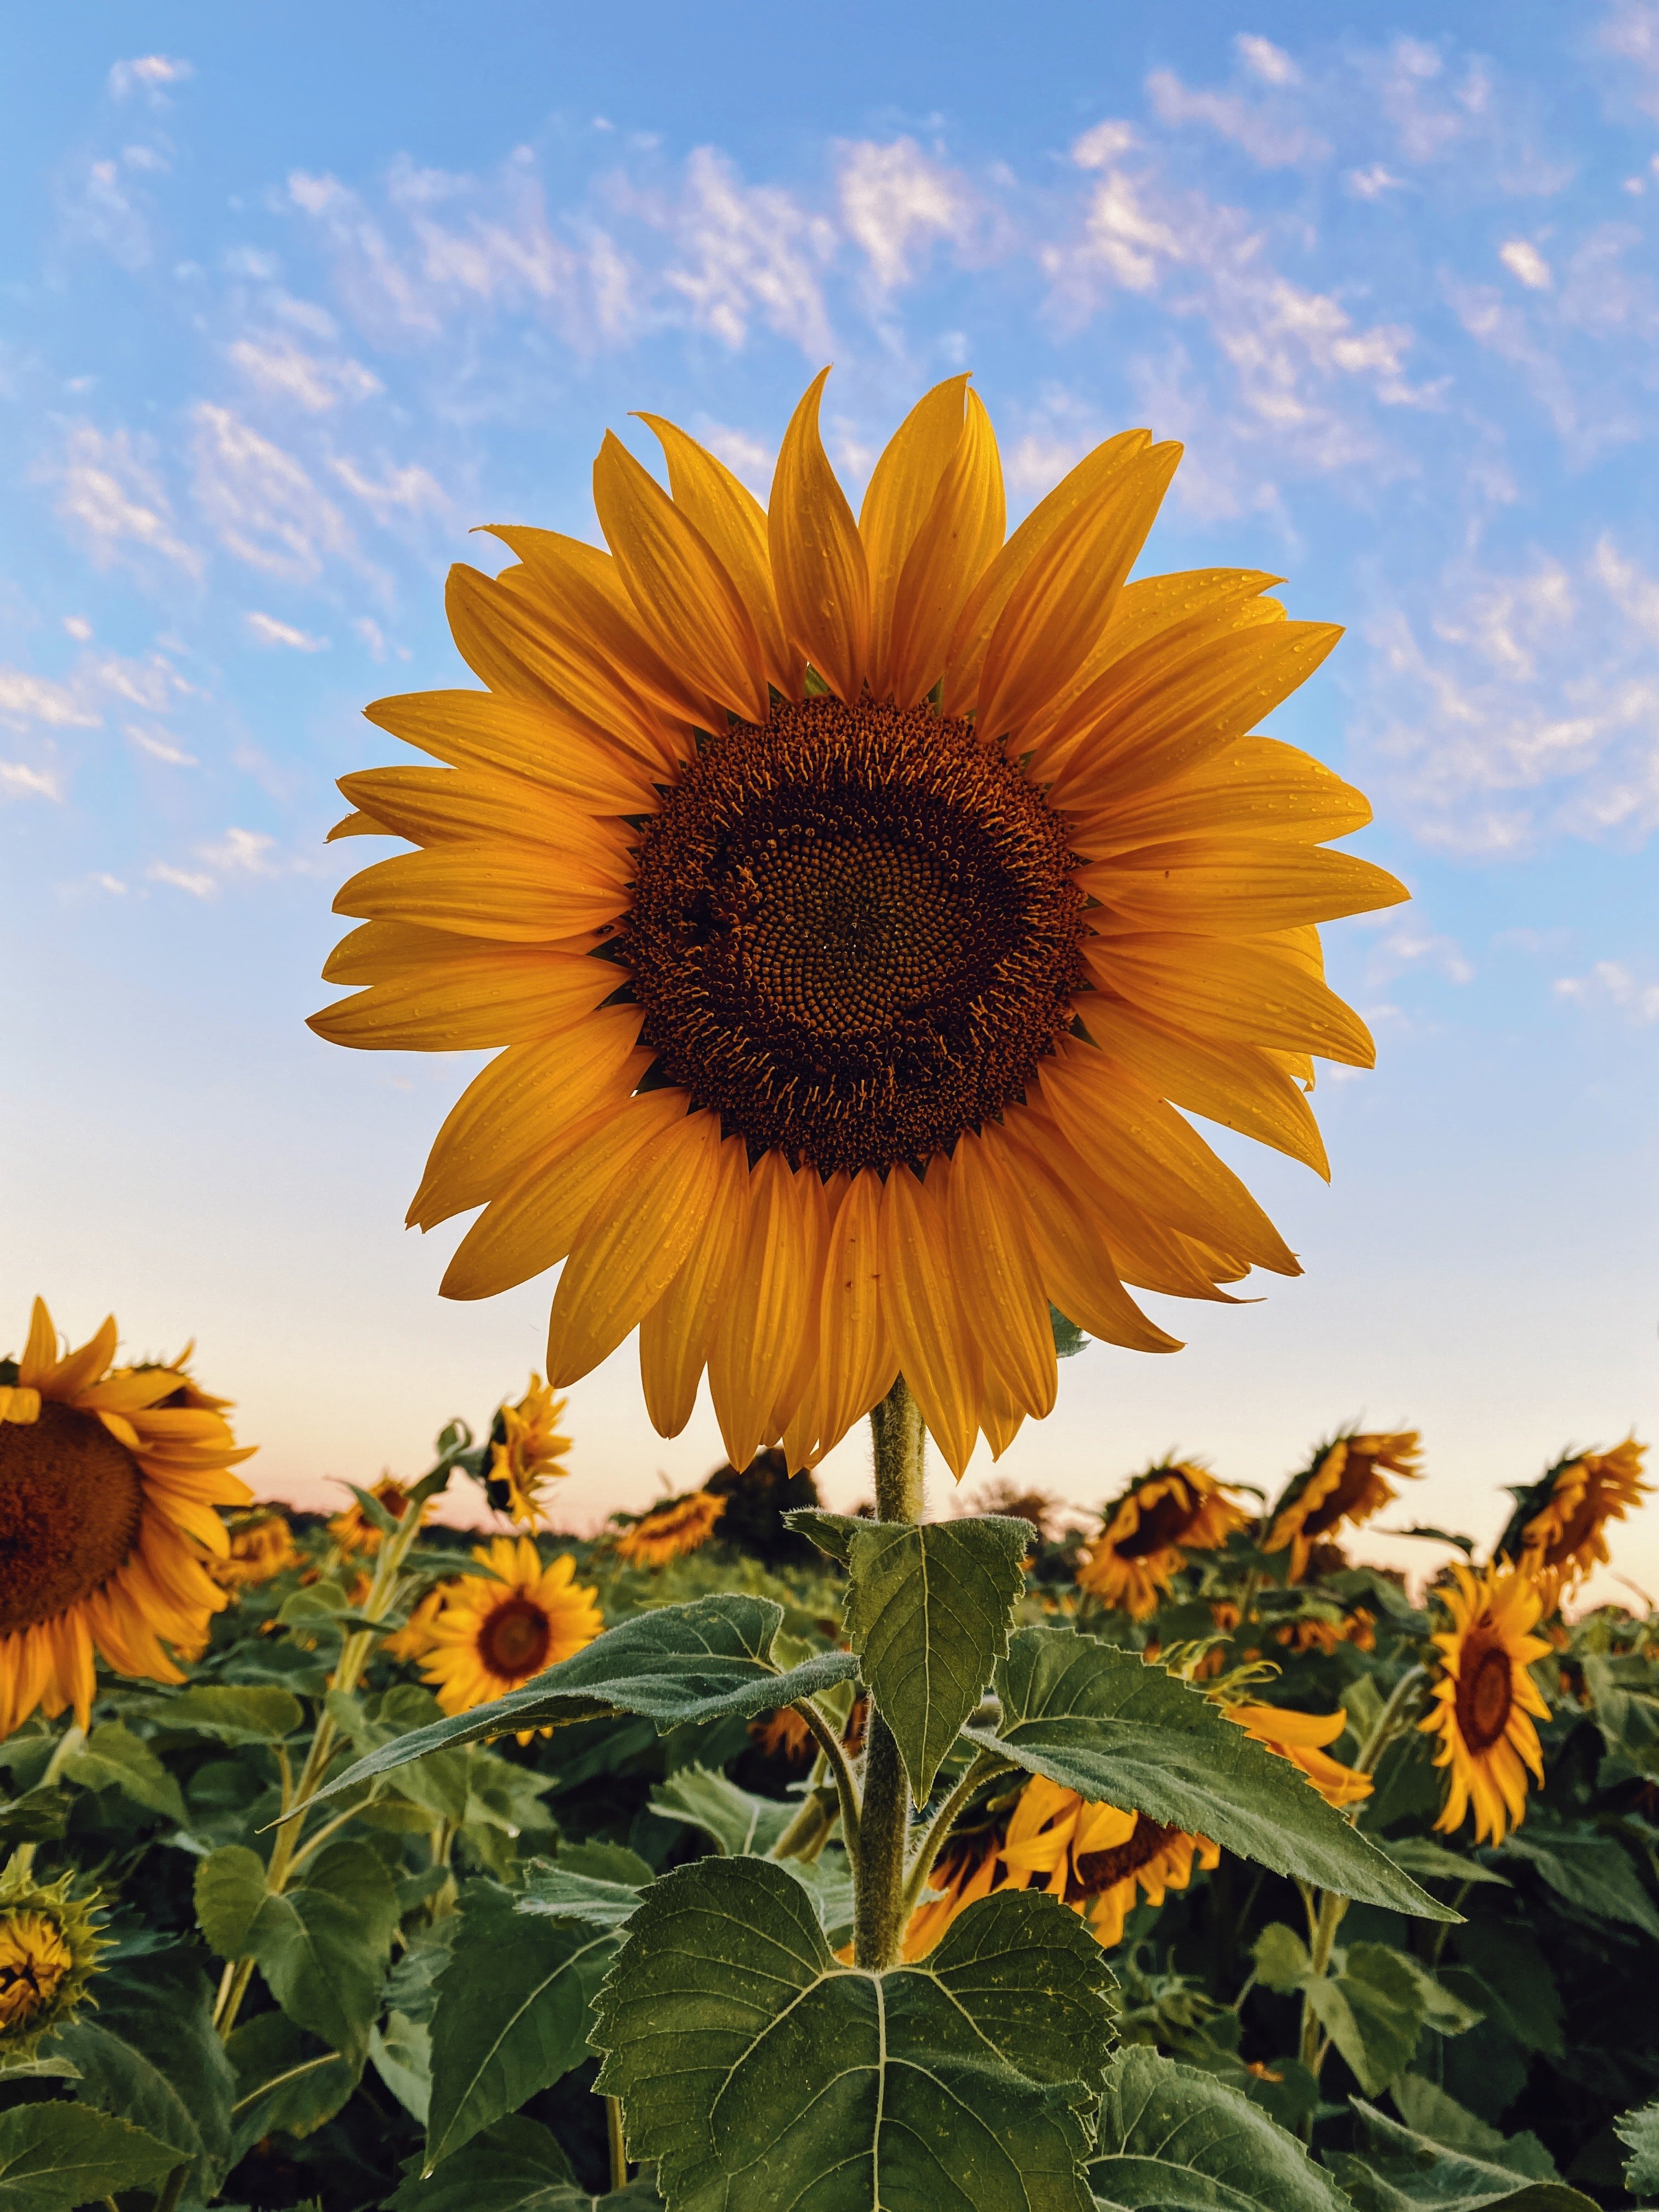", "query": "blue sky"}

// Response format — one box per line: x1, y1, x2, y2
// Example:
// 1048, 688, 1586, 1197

3, 2, 1656, 1590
